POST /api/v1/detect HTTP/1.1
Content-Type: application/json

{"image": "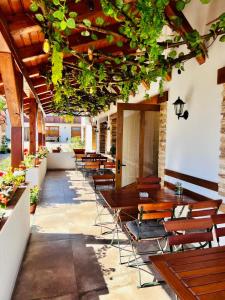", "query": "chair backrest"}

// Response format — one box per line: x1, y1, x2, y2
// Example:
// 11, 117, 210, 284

82, 157, 95, 162
96, 157, 108, 162
138, 202, 174, 222
93, 174, 115, 190
188, 199, 222, 218
74, 149, 85, 154
75, 153, 85, 160
84, 161, 100, 170
136, 176, 161, 184
211, 213, 225, 239
103, 162, 116, 169
86, 152, 97, 155
137, 183, 161, 191
164, 218, 213, 249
